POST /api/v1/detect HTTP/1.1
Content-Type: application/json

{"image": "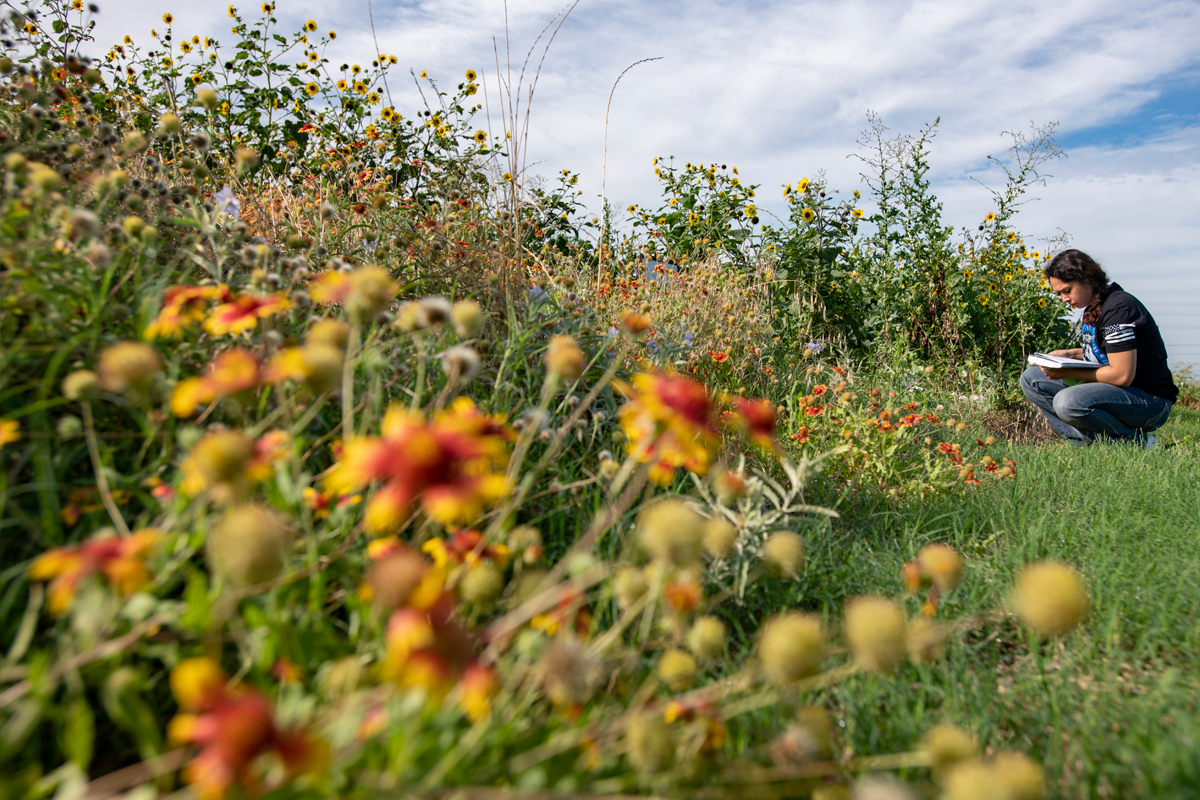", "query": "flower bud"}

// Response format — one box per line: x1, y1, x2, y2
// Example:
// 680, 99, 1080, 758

1012, 561, 1087, 636
306, 318, 351, 350
918, 543, 964, 591
98, 341, 162, 393
441, 345, 481, 383
843, 596, 907, 674
687, 615, 727, 659
159, 112, 182, 134
545, 335, 585, 381
625, 713, 674, 773
30, 163, 60, 192
702, 518, 736, 559
905, 617, 947, 664
209, 503, 293, 585
451, 300, 485, 338
613, 566, 649, 611
197, 87, 219, 111
638, 498, 704, 567
922, 724, 977, 773
62, 370, 100, 400
170, 657, 227, 711
656, 648, 698, 691
122, 215, 146, 238
763, 530, 804, 578
992, 752, 1046, 800
121, 130, 147, 155
366, 549, 431, 612
459, 562, 505, 604
942, 760, 997, 800
235, 146, 259, 173
758, 612, 825, 684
